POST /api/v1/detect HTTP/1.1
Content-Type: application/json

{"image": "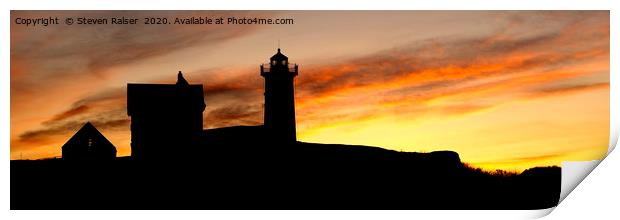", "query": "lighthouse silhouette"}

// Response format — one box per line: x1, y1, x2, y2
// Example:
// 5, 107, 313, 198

261, 48, 298, 143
